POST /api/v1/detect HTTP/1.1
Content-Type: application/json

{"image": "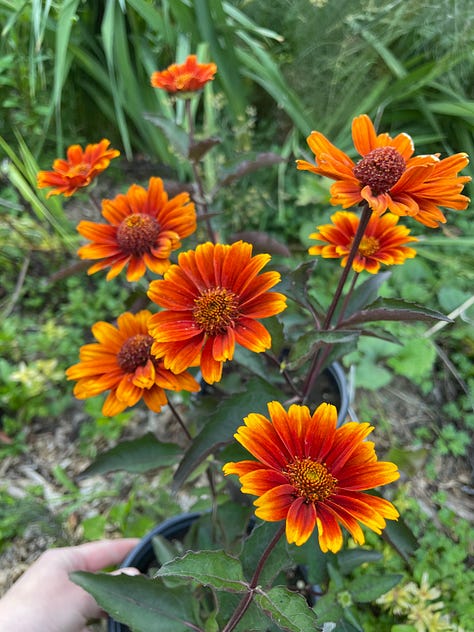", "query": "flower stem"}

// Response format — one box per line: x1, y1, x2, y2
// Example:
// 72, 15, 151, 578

302, 202, 372, 402
221, 524, 285, 632
166, 398, 192, 441
185, 98, 217, 243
